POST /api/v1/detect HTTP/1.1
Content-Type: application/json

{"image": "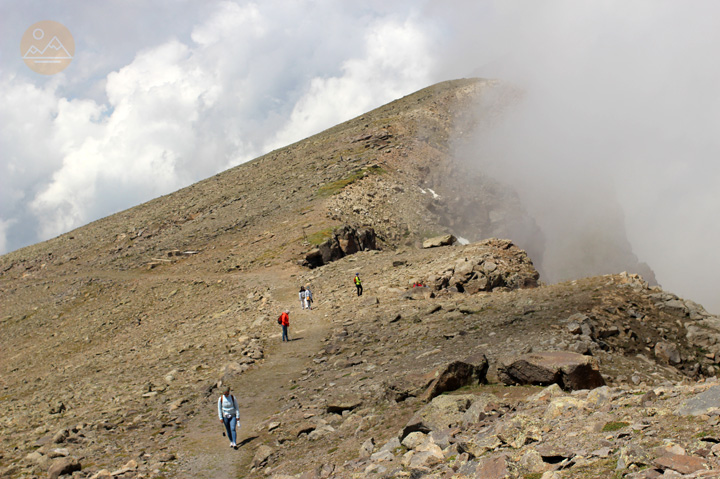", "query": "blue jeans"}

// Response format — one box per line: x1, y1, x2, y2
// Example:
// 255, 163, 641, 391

282, 325, 289, 341
223, 416, 237, 444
